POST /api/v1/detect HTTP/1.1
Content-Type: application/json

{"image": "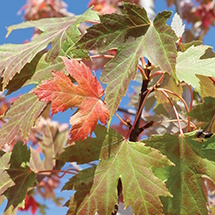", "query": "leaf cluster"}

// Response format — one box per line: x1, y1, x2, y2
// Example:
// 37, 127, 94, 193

0, 2, 215, 215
